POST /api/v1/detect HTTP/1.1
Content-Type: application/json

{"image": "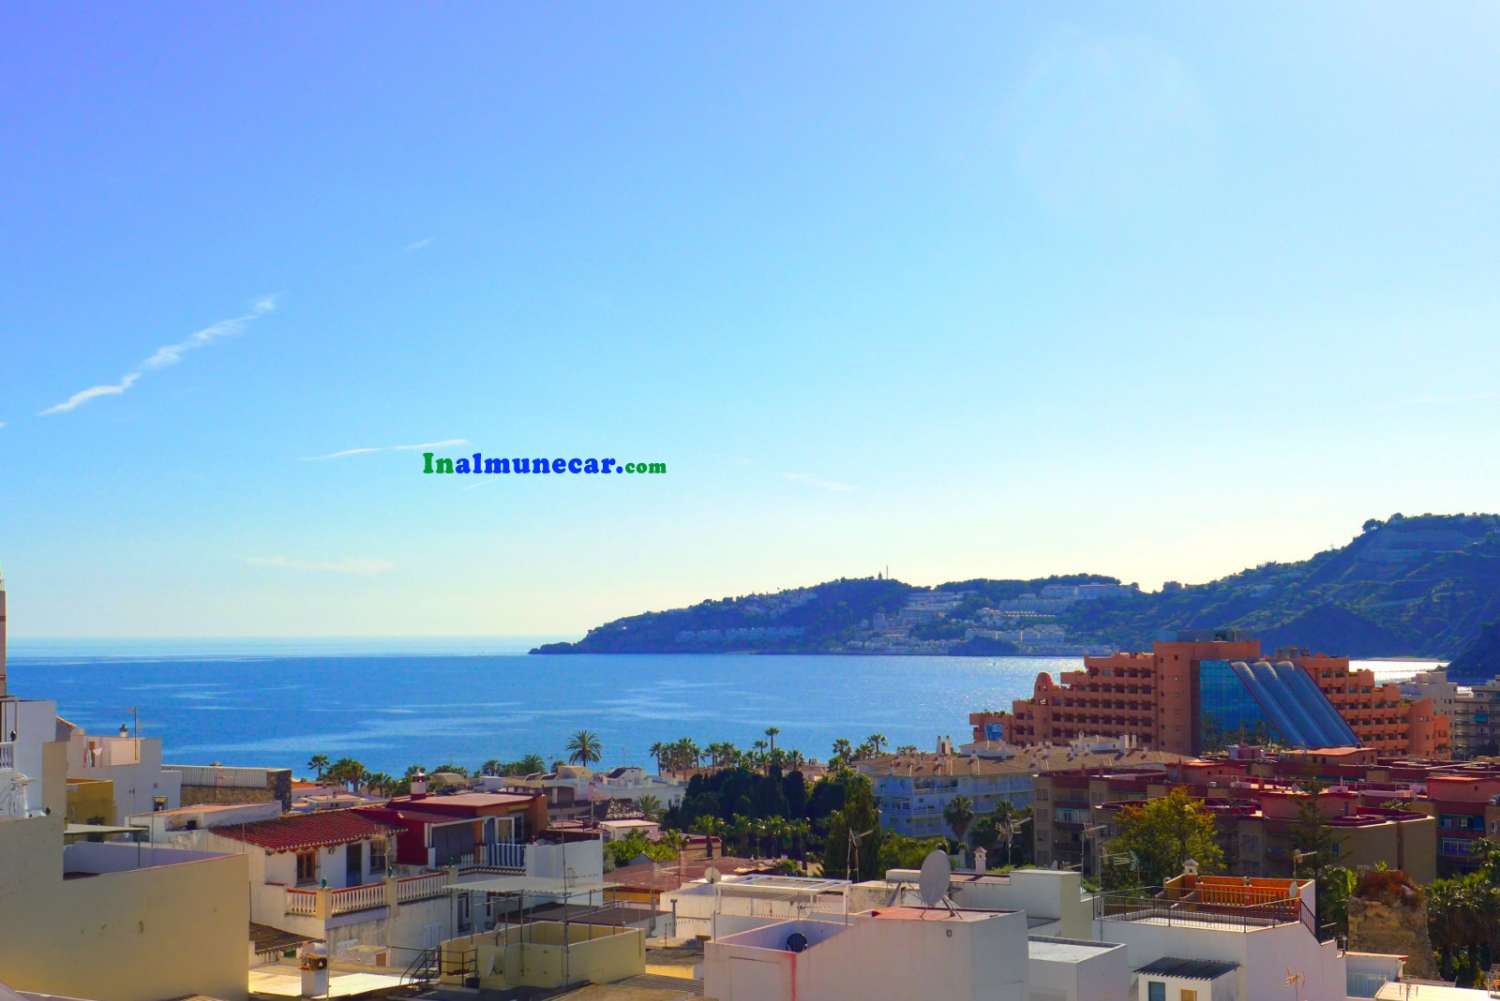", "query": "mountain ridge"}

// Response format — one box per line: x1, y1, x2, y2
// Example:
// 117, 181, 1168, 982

532, 514, 1500, 661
